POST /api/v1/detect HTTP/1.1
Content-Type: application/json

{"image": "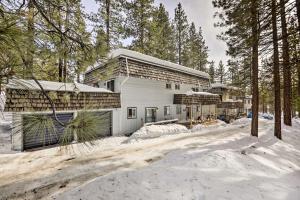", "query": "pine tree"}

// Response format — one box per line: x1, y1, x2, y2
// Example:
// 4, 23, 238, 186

271, 0, 281, 139
208, 61, 216, 83
296, 0, 300, 35
174, 3, 189, 65
147, 3, 176, 62
280, 0, 292, 126
125, 0, 154, 53
182, 23, 209, 70
213, 0, 261, 137
216, 61, 226, 83
95, 0, 125, 52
